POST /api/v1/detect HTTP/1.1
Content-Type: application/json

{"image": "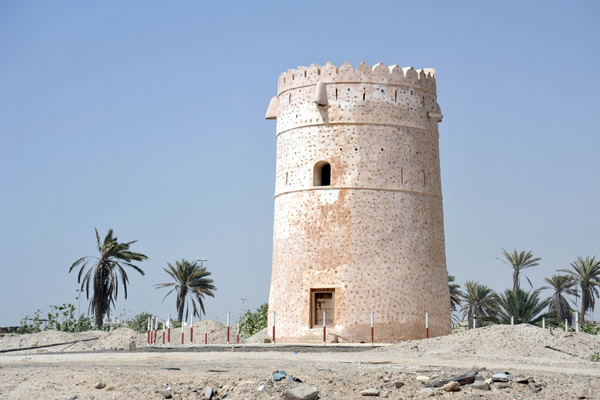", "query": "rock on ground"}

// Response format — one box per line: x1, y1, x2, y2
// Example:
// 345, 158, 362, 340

283, 383, 318, 400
